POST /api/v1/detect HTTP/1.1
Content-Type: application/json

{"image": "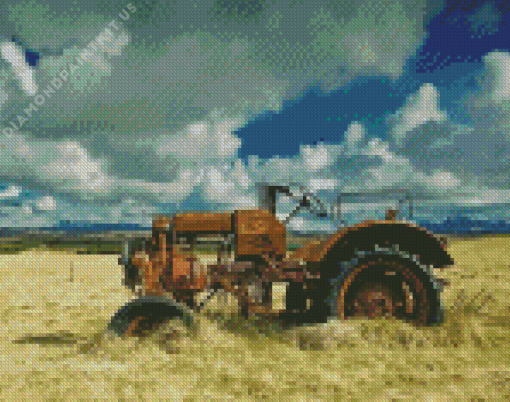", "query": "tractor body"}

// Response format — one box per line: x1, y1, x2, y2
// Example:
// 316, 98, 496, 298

115, 187, 455, 337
